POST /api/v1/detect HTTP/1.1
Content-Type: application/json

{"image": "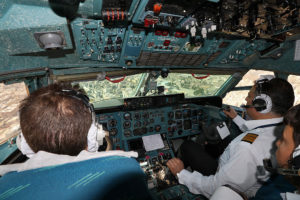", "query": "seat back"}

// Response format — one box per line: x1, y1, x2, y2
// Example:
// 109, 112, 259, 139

0, 156, 152, 200
252, 174, 296, 200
